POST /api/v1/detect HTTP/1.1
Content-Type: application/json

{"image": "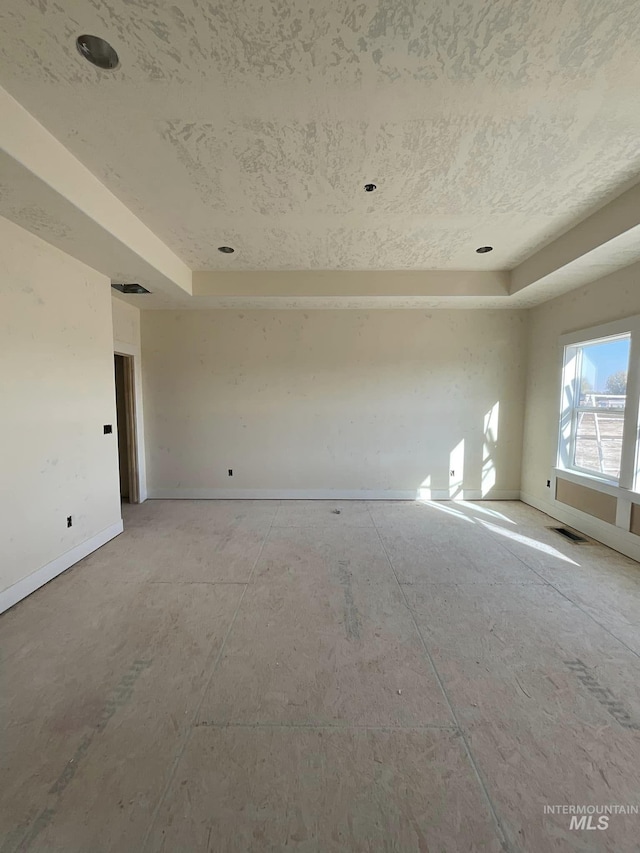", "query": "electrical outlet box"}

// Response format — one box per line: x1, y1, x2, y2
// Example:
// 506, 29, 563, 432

67, 516, 73, 528
228, 469, 233, 477
104, 424, 113, 434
